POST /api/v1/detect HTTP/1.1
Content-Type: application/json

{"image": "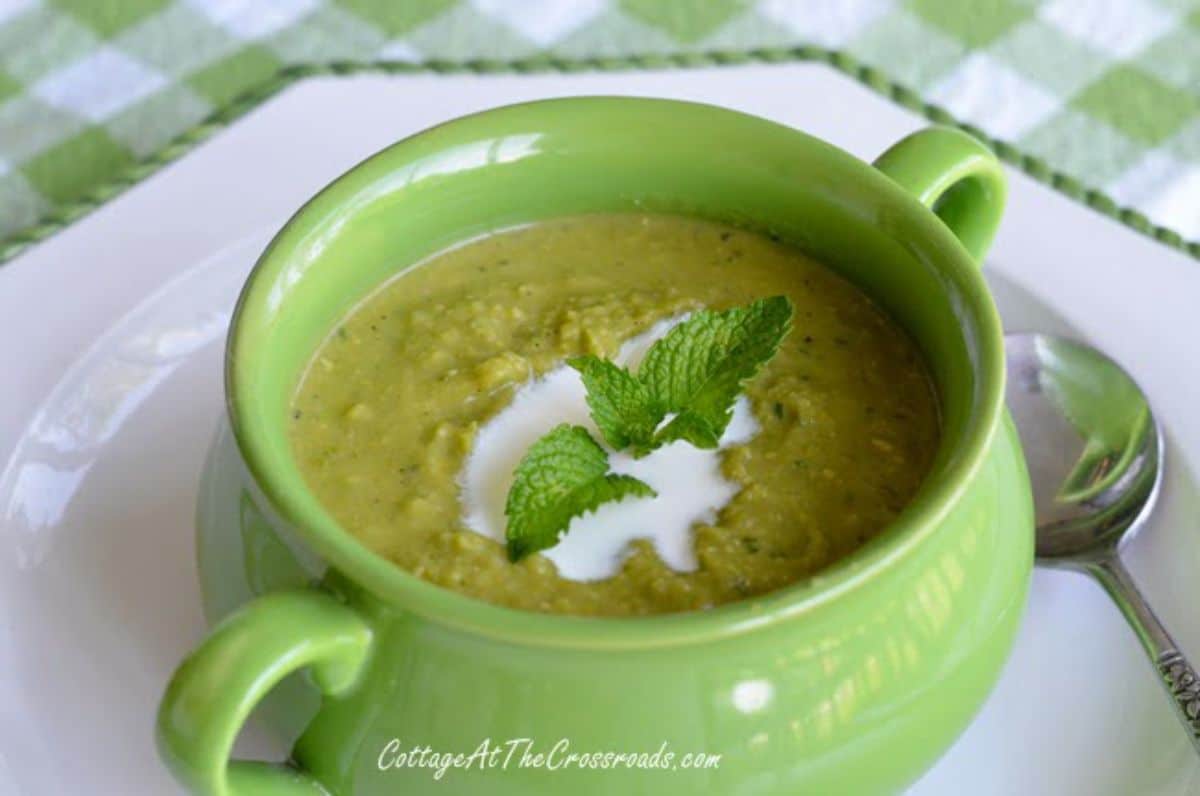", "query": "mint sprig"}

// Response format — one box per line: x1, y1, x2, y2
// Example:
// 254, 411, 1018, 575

504, 424, 656, 562
571, 296, 794, 455
503, 296, 793, 562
